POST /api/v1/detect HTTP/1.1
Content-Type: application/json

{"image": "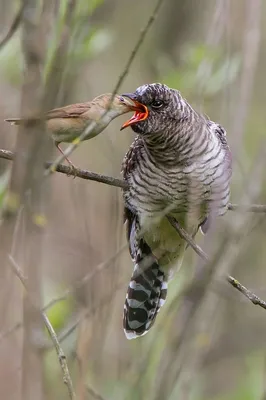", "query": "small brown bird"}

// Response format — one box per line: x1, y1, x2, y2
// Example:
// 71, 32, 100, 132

5, 93, 141, 167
